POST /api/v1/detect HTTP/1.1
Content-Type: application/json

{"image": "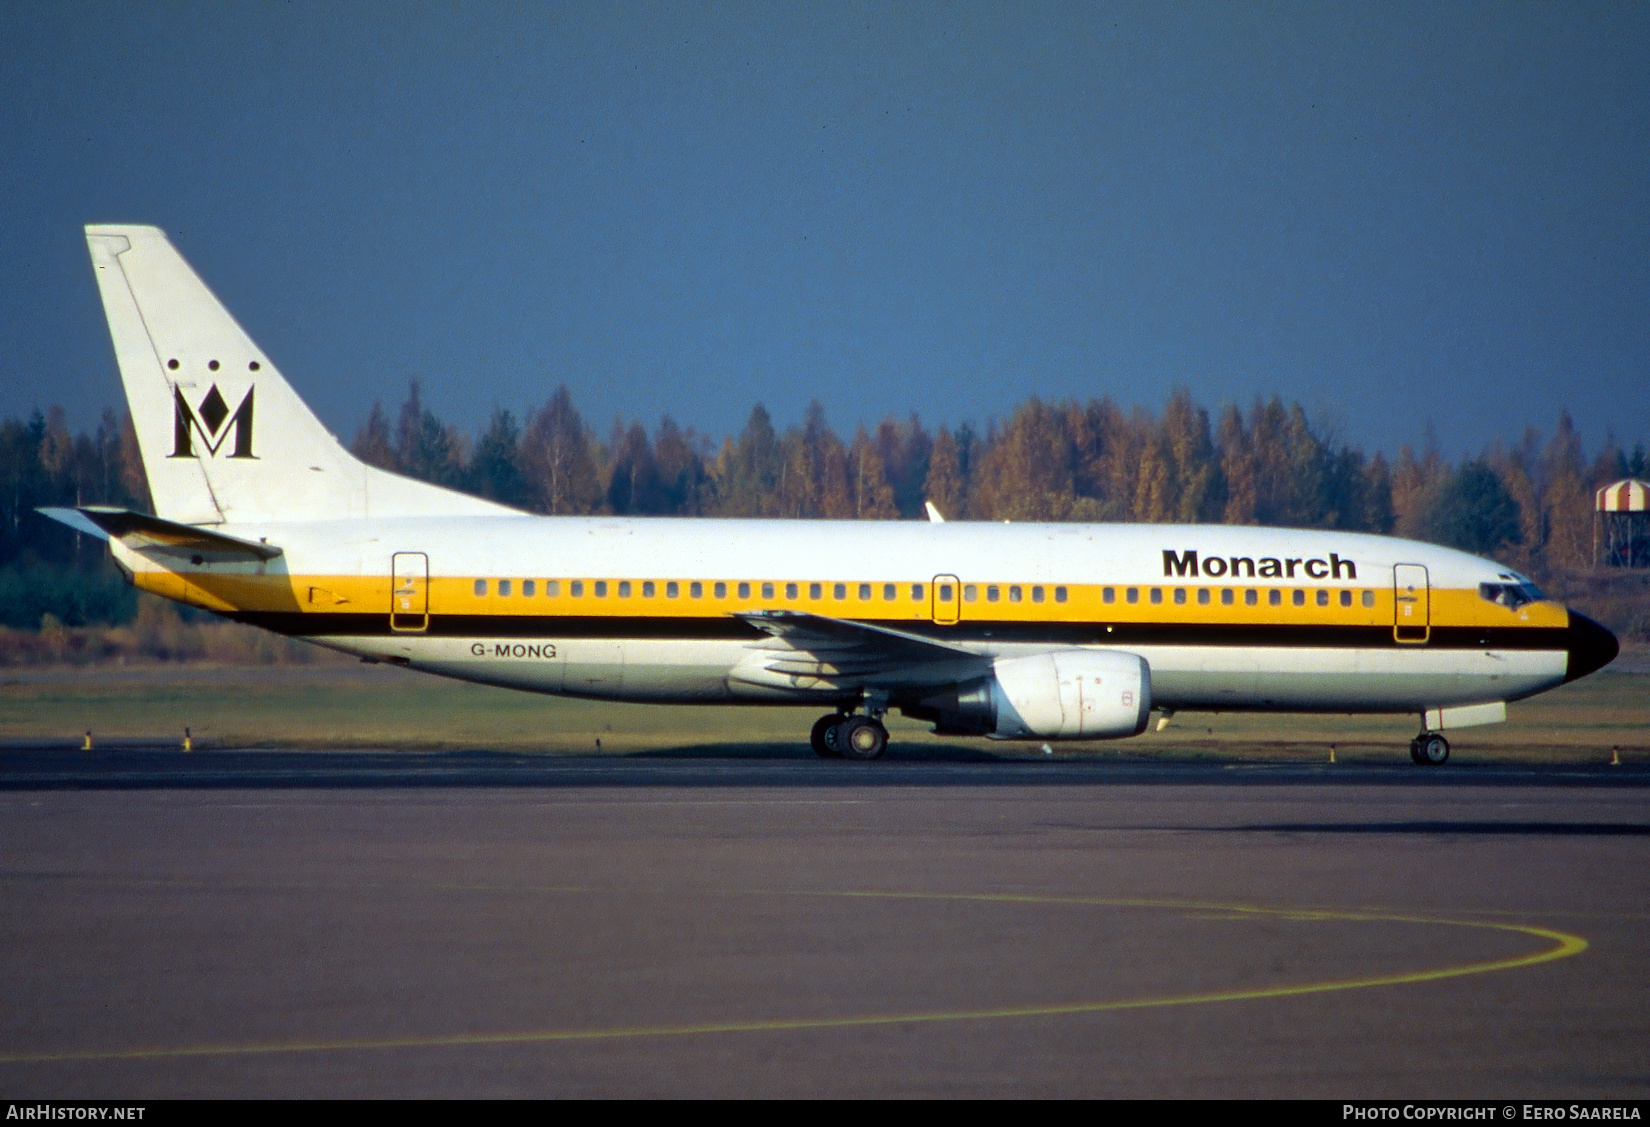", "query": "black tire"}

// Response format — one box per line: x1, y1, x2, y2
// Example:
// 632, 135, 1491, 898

1409, 739, 1426, 765
839, 717, 888, 760
810, 714, 843, 759
1420, 733, 1450, 765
